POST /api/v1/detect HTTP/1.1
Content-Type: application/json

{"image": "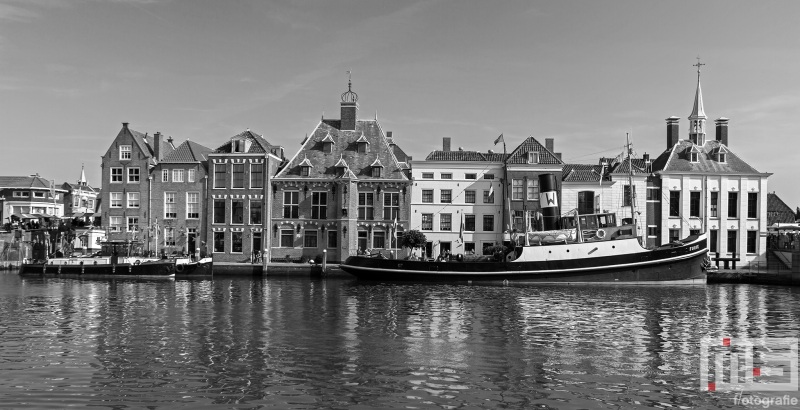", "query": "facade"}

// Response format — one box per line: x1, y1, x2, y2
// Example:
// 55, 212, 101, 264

271, 80, 411, 263
62, 166, 99, 226
652, 66, 771, 264
0, 175, 67, 227
411, 138, 505, 258
207, 130, 283, 263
